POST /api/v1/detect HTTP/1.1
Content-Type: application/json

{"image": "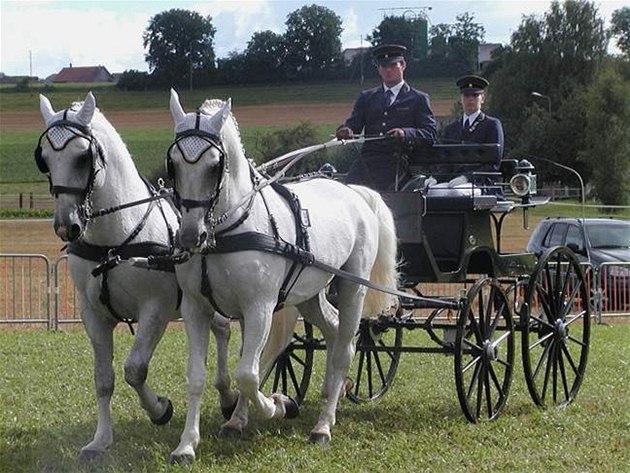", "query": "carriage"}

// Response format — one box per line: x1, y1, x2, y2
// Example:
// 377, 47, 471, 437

35, 92, 590, 461
262, 141, 591, 423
